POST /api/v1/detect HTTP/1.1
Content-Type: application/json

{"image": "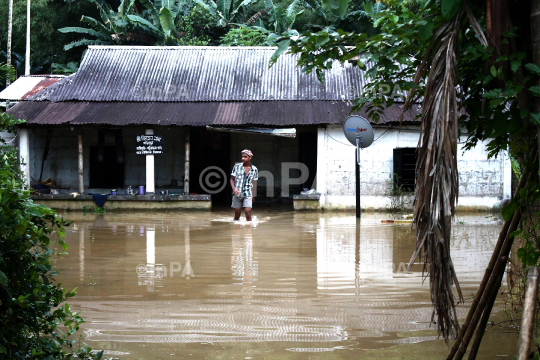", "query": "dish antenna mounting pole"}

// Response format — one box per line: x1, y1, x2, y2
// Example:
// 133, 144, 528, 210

342, 116, 374, 218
